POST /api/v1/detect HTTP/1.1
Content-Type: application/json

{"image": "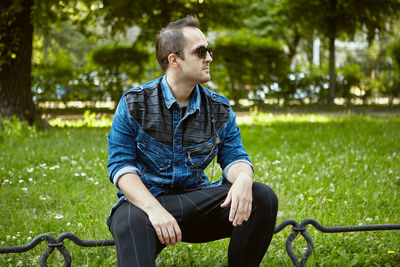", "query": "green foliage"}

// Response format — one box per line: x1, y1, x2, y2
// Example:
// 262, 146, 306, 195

101, 0, 245, 40
389, 41, 400, 69
0, 116, 37, 143
281, 0, 400, 102
90, 43, 149, 102
213, 30, 289, 104
336, 63, 364, 101
33, 49, 75, 101
48, 110, 112, 128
